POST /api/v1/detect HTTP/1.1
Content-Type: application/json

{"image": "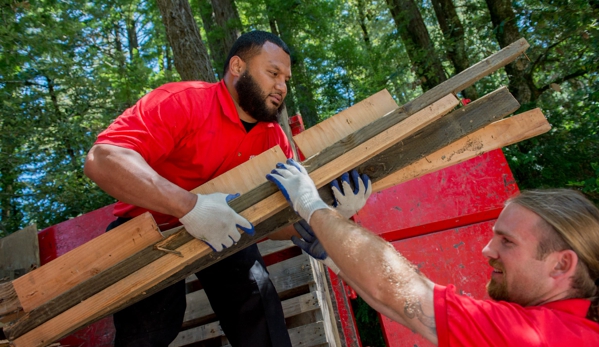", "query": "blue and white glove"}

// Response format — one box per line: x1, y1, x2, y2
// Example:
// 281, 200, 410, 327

331, 170, 372, 219
266, 159, 331, 223
292, 220, 340, 274
180, 193, 254, 252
